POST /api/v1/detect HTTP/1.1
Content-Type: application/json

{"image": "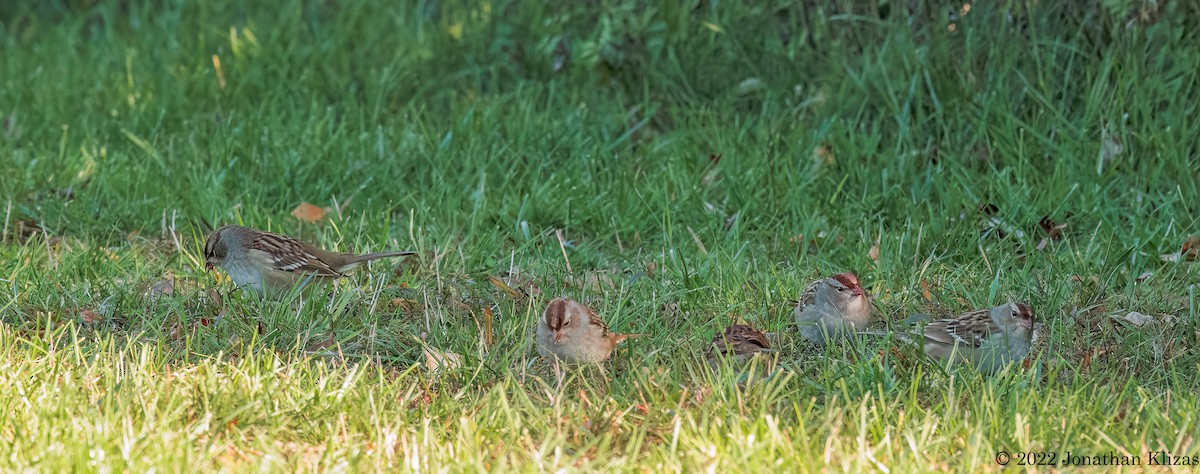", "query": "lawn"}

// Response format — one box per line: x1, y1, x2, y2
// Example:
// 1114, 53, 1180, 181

2, 0, 1199, 471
